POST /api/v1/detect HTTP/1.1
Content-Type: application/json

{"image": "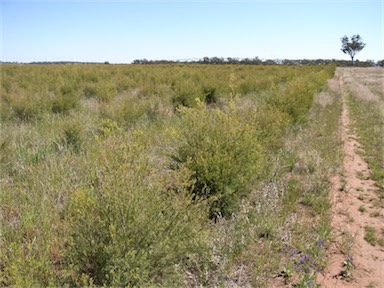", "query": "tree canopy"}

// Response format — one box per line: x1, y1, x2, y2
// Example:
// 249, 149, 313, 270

341, 35, 366, 65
